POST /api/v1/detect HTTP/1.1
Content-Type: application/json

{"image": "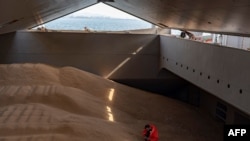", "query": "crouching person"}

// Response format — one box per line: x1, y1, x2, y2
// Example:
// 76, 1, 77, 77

143, 124, 159, 141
